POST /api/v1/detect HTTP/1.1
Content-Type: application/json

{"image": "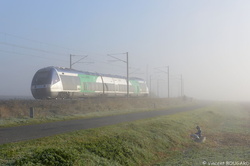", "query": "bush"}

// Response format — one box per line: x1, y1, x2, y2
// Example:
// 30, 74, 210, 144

14, 148, 75, 166
83, 136, 135, 165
